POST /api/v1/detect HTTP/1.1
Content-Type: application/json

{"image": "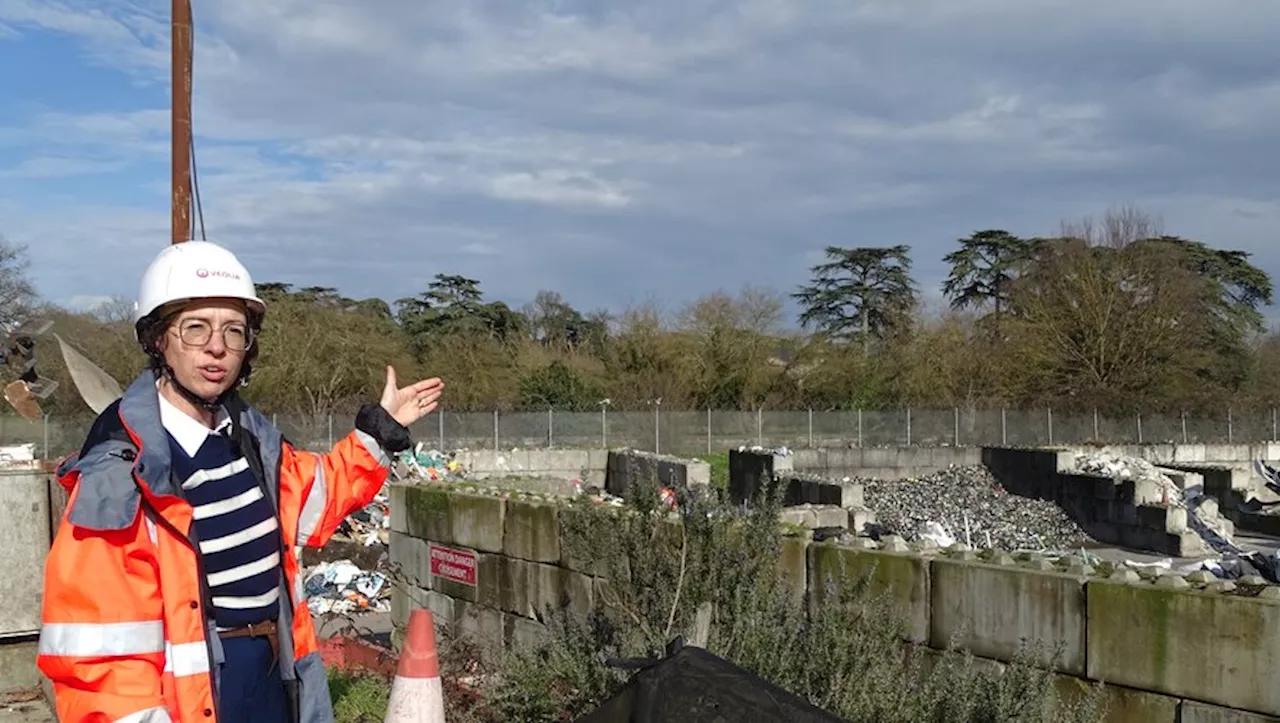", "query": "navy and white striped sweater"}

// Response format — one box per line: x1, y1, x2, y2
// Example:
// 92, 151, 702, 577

160, 396, 280, 630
